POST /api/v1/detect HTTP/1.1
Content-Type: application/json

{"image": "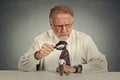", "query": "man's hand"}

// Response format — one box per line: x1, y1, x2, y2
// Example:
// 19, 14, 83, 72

34, 43, 54, 60
56, 65, 76, 74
